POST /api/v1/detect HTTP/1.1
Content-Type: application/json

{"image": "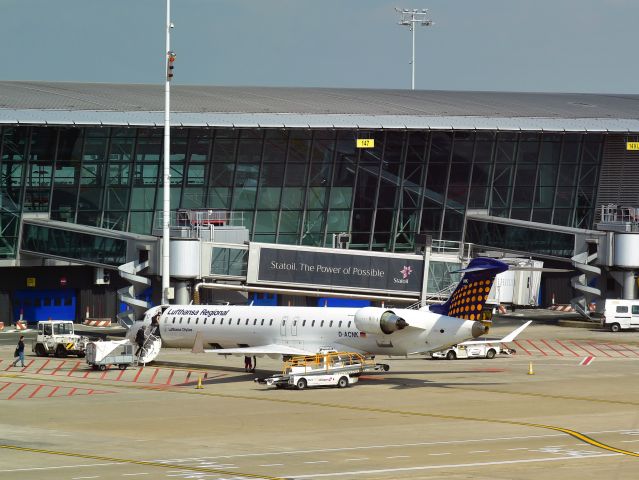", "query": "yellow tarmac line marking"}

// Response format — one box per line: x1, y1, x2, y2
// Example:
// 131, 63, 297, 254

13, 373, 639, 458
0, 444, 284, 480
